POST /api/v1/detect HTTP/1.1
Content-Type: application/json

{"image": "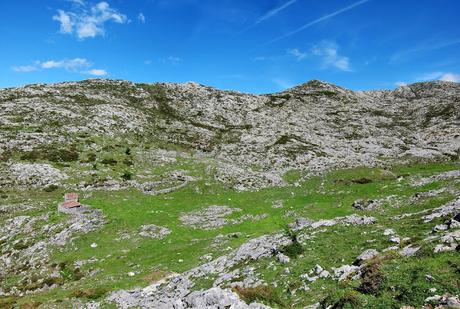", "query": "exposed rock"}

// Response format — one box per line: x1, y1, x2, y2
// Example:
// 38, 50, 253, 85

425, 294, 460, 308
276, 253, 290, 264
433, 224, 449, 232
399, 245, 420, 257
179, 205, 241, 230
412, 170, 460, 187
182, 287, 271, 309
440, 230, 460, 245
383, 228, 395, 236
355, 249, 379, 264
2, 79, 459, 191
0, 207, 105, 296
210, 232, 242, 248
4, 163, 68, 188
332, 265, 360, 281
139, 224, 171, 239
422, 198, 460, 222
352, 199, 381, 211
410, 188, 448, 203
272, 200, 284, 209
290, 214, 376, 231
